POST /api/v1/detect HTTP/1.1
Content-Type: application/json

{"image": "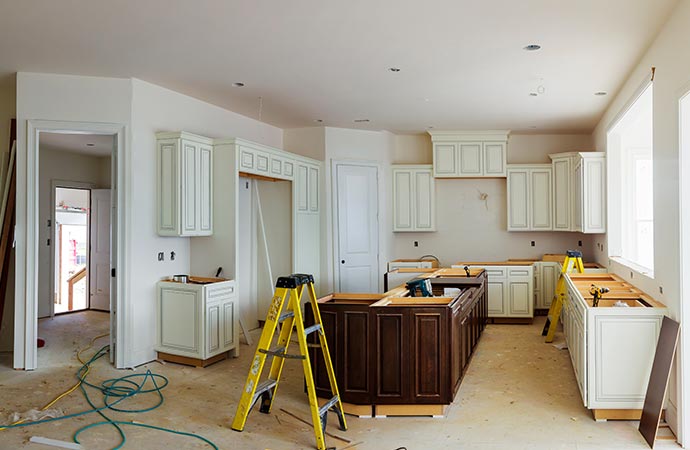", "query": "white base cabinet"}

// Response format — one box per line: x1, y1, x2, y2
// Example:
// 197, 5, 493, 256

156, 279, 238, 361
533, 261, 560, 310
563, 275, 667, 411
453, 264, 533, 318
